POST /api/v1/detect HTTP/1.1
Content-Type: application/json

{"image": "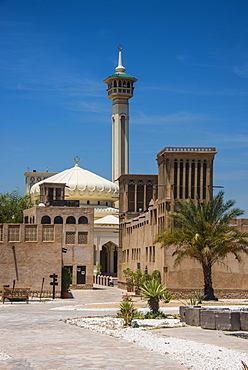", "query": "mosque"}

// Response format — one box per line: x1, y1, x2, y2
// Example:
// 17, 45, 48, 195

1, 46, 248, 298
